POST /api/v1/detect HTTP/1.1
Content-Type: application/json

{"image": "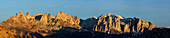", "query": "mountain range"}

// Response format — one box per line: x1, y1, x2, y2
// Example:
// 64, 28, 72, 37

0, 11, 169, 38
